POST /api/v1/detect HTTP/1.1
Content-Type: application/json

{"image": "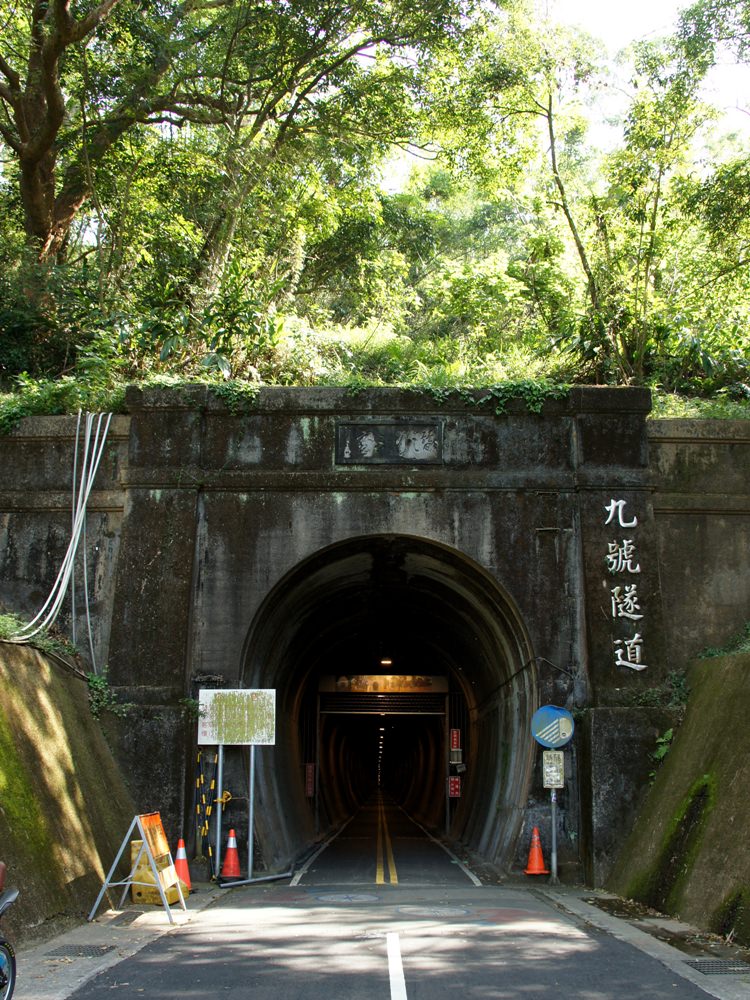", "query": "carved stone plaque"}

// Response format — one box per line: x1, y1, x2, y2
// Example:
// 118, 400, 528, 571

336, 422, 443, 464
